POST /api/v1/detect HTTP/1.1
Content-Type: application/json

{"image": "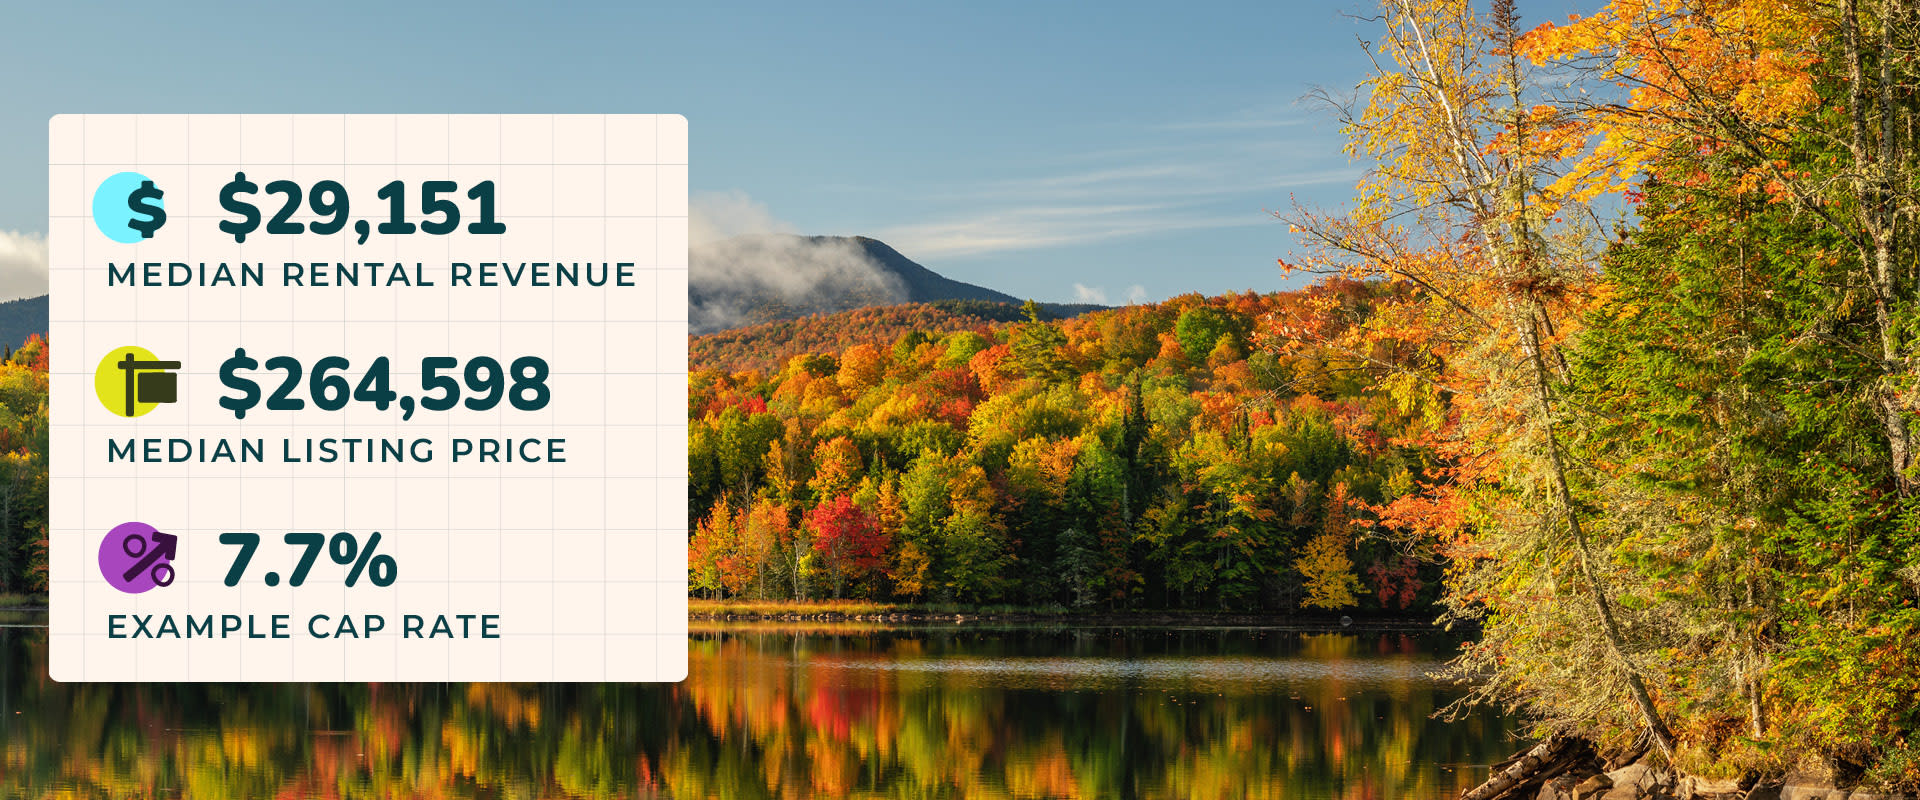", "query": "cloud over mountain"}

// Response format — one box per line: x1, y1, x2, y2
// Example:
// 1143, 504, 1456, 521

0, 231, 48, 302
